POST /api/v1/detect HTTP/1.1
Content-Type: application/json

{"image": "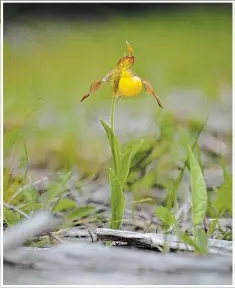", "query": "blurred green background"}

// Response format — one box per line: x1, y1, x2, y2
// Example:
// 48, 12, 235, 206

3, 3, 232, 178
